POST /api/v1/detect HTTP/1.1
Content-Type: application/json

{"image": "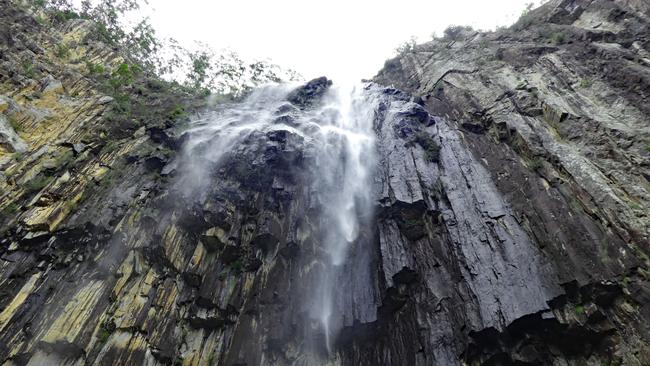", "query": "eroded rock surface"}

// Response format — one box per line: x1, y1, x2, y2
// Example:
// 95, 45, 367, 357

0, 0, 649, 365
